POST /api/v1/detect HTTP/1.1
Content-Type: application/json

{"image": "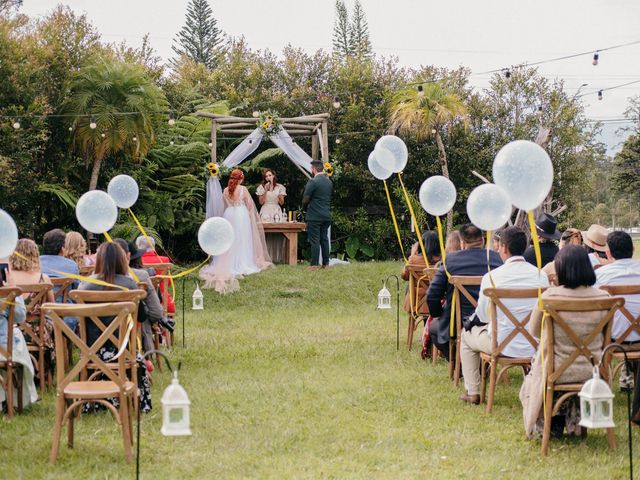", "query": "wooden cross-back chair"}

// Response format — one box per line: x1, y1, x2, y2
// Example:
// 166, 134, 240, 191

449, 275, 483, 385
69, 289, 146, 403
43, 302, 137, 464
598, 285, 640, 378
50, 277, 75, 304
0, 287, 24, 418
16, 282, 54, 393
149, 271, 174, 339
404, 265, 437, 350
539, 296, 624, 456
480, 288, 543, 413
79, 265, 95, 277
